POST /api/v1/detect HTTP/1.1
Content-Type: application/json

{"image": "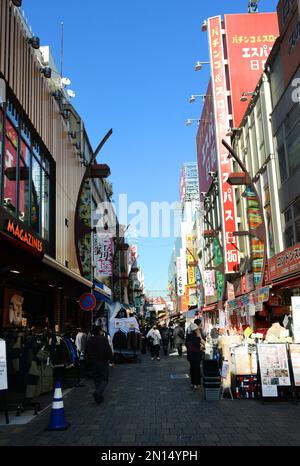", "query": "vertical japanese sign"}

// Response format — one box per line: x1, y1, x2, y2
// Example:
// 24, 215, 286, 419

93, 234, 114, 278
176, 257, 184, 296
196, 79, 217, 193
186, 234, 196, 285
208, 16, 239, 273
224, 13, 278, 127
204, 270, 216, 297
